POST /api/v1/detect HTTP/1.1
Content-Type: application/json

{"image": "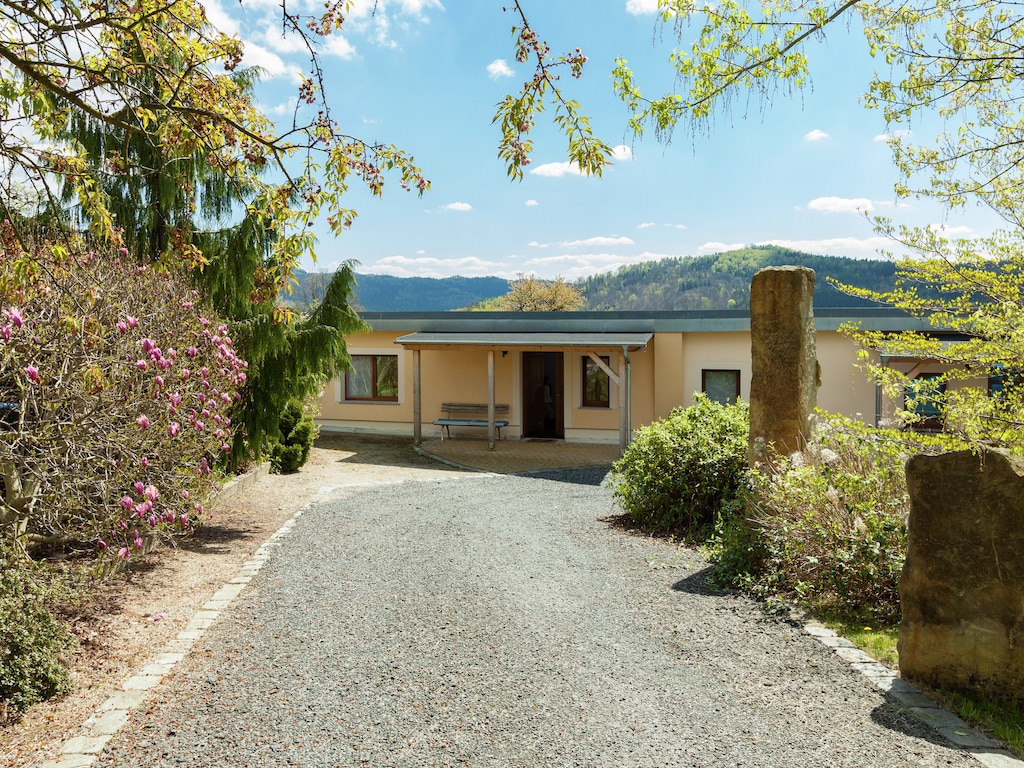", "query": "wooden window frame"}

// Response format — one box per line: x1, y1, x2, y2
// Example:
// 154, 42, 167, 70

345, 354, 399, 402
582, 355, 611, 408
